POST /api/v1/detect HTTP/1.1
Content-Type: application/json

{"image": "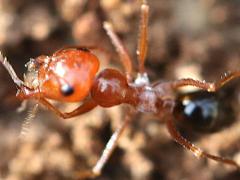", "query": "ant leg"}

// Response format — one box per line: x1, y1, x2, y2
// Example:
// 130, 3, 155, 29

137, 2, 149, 73
39, 98, 97, 119
103, 22, 133, 81
166, 118, 240, 169
172, 71, 240, 92
75, 110, 134, 179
